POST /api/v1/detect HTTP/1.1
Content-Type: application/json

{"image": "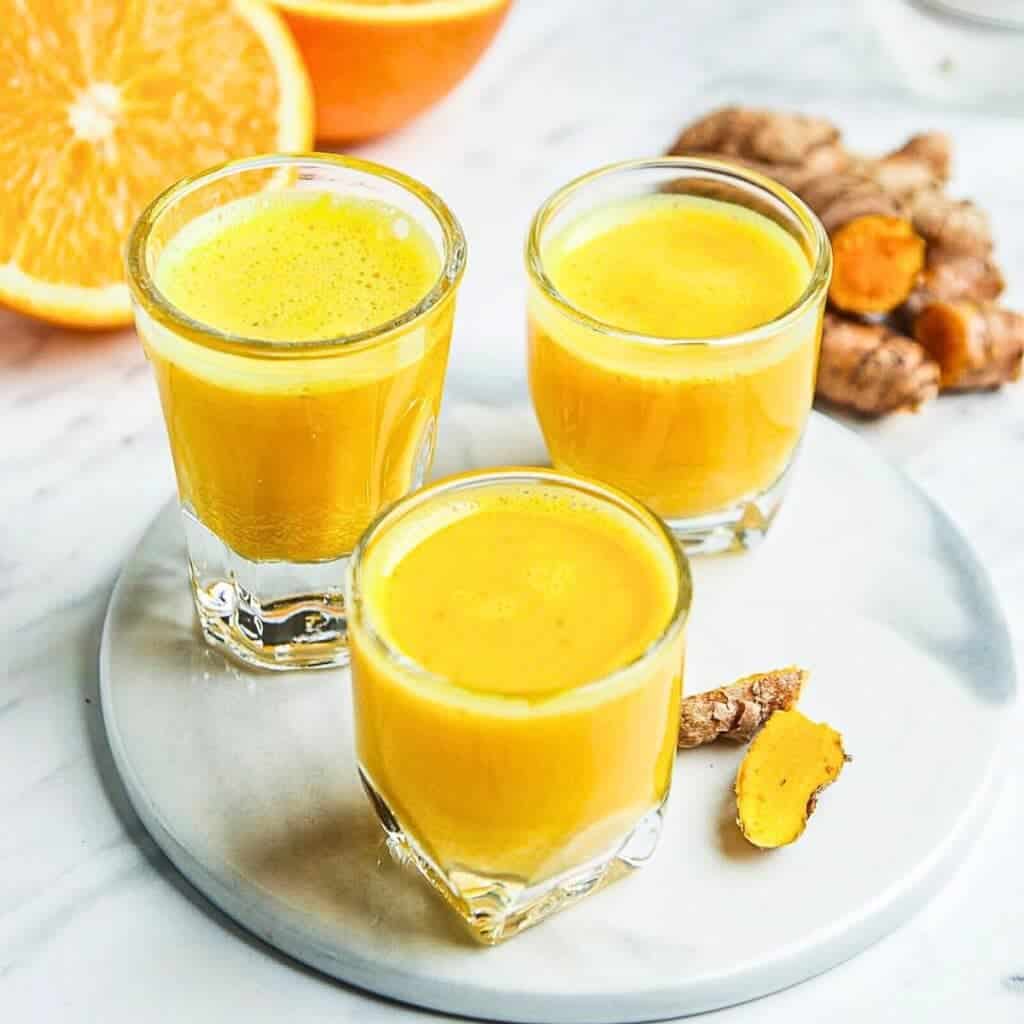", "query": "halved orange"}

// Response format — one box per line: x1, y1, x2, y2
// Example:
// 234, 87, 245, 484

273, 0, 511, 142
0, 0, 314, 328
